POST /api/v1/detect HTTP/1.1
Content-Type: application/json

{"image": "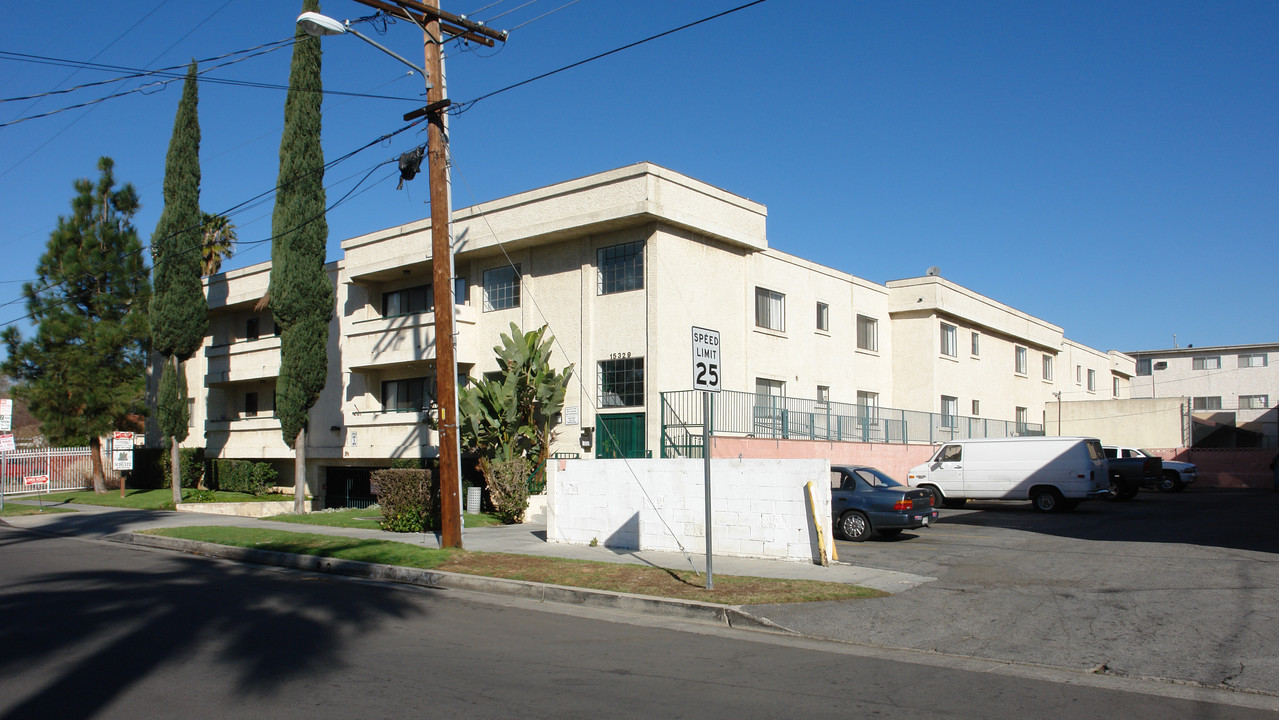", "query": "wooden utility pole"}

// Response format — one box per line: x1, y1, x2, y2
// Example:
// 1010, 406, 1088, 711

350, 0, 506, 548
